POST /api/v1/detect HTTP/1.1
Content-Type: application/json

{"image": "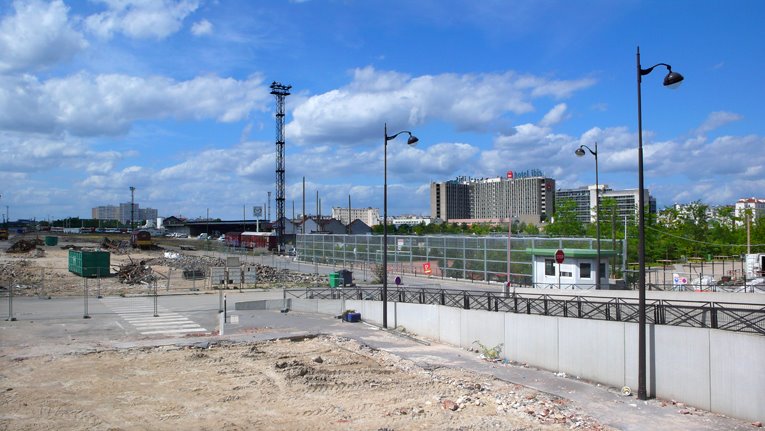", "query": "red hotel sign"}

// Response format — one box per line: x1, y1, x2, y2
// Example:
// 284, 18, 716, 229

423, 262, 432, 275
